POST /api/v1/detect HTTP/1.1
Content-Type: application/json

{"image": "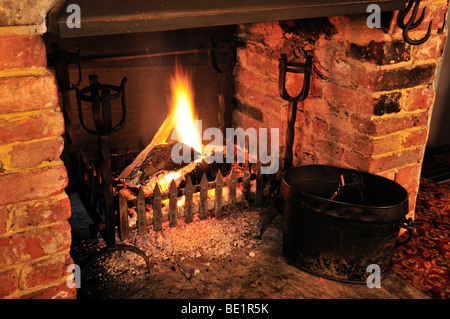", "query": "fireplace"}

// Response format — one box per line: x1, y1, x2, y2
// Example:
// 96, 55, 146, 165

0, 0, 449, 299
